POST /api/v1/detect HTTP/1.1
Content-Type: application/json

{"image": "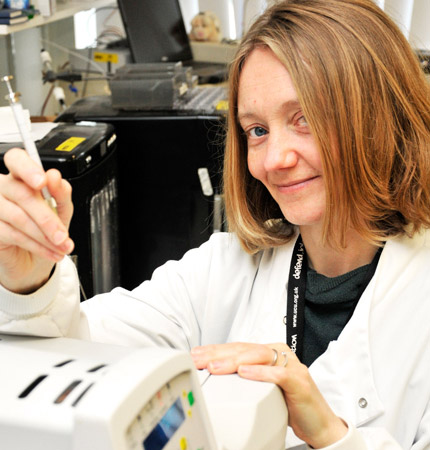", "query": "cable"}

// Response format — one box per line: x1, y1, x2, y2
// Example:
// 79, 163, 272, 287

40, 84, 55, 116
